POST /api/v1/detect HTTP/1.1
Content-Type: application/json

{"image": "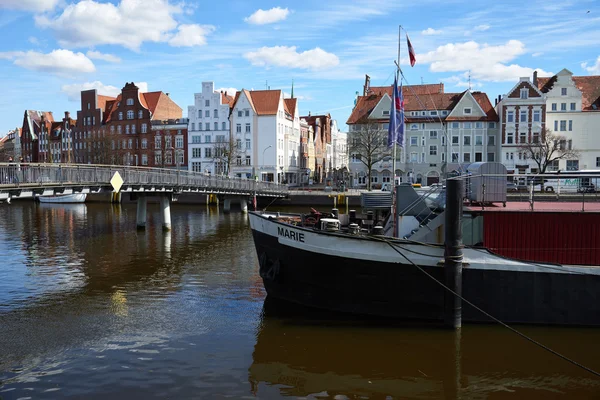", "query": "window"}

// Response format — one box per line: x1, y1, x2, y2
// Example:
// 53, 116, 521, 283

245, 110, 249, 117
519, 110, 527, 122
561, 88, 567, 96
214, 122, 218, 131
155, 153, 162, 165
128, 139, 132, 149
117, 125, 122, 134
236, 155, 242, 166
463, 108, 471, 114
155, 136, 161, 149
141, 154, 147, 166
463, 136, 471, 146
429, 145, 437, 156
205, 100, 210, 107
193, 148, 202, 158
205, 123, 210, 131
213, 109, 218, 118
236, 138, 242, 149
568, 120, 573, 131
118, 112, 123, 120
430, 111, 437, 116
192, 161, 201, 172
597, 157, 600, 168
222, 122, 226, 130
475, 135, 483, 145
198, 110, 202, 119
87, 102, 90, 110
475, 152, 482, 162
566, 160, 579, 171
205, 148, 211, 158
141, 138, 147, 149
429, 131, 438, 139
520, 88, 528, 99
571, 102, 576, 111
409, 136, 417, 146
452, 152, 459, 162
138, 110, 143, 119
205, 110, 209, 117
464, 122, 472, 129
560, 103, 566, 111
488, 136, 495, 146
245, 123, 251, 133
551, 103, 557, 111
127, 98, 133, 106
238, 110, 242, 117
488, 122, 496, 128
205, 135, 211, 143
506, 111, 514, 123
421, 136, 426, 146
141, 123, 147, 133
475, 122, 483, 129
131, 124, 136, 134
198, 123, 203, 131
463, 153, 471, 162
560, 120, 566, 131
191, 123, 195, 131
531, 110, 540, 122
246, 139, 251, 149
110, 126, 115, 133
506, 132, 513, 144
165, 136, 172, 148
126, 110, 133, 120
554, 121, 558, 131
382, 110, 390, 116
452, 136, 459, 145
441, 153, 446, 162
532, 132, 540, 143
441, 136, 446, 146
176, 136, 183, 148
487, 152, 495, 162
410, 152, 418, 162
519, 132, 527, 144
451, 122, 459, 129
